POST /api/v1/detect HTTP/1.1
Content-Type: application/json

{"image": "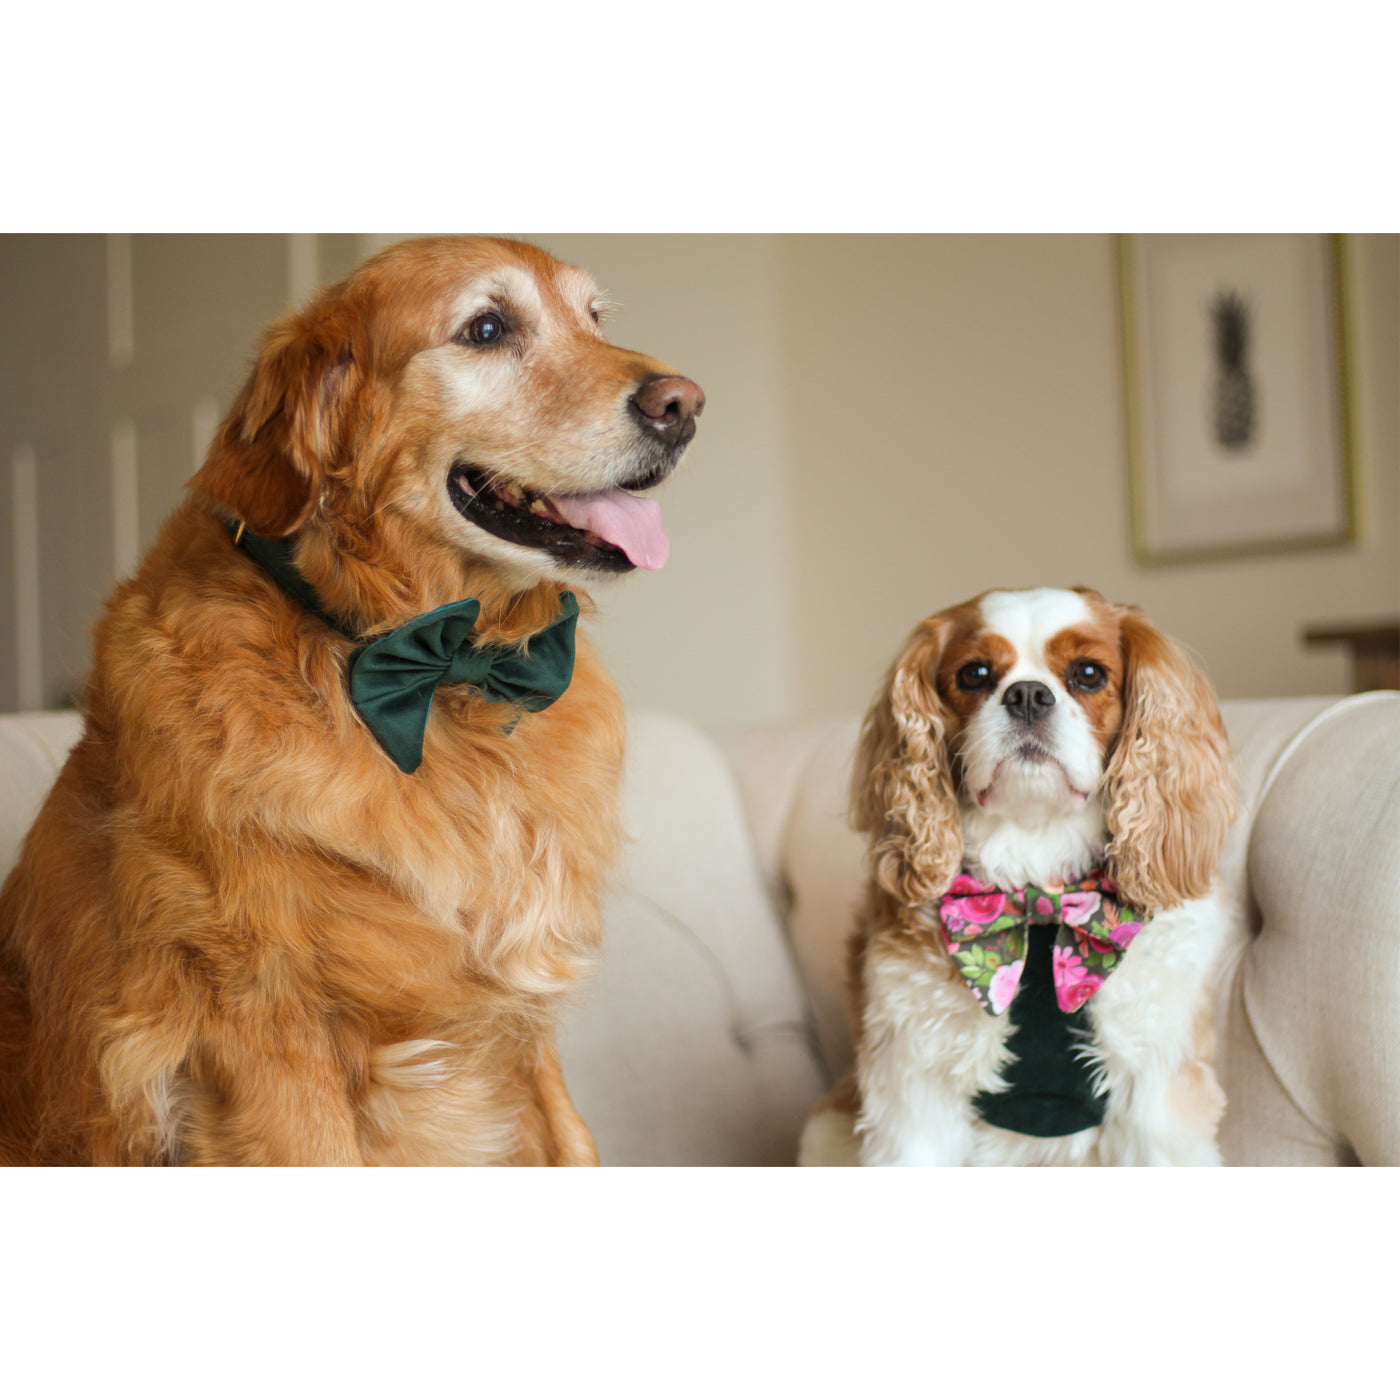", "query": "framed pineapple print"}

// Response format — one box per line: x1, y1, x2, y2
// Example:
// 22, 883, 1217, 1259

1117, 233, 1358, 564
